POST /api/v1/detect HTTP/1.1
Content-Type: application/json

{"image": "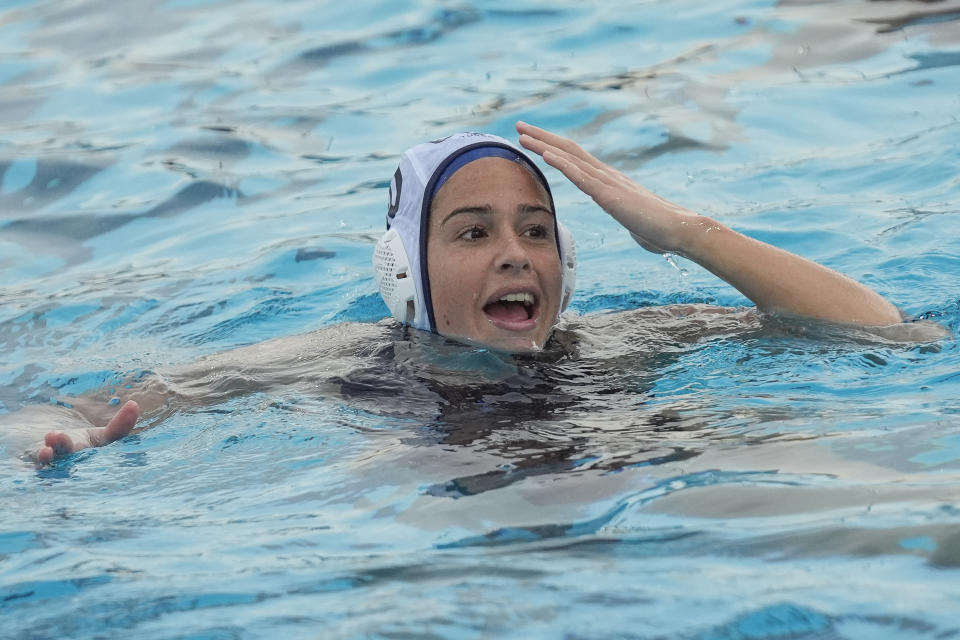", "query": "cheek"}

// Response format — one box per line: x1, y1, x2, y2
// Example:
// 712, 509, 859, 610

429, 248, 477, 327
537, 251, 563, 287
